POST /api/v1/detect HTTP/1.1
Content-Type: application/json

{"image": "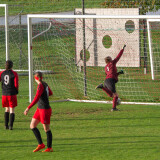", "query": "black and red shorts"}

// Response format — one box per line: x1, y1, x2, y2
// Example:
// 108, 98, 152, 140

2, 95, 17, 108
104, 78, 117, 93
33, 108, 52, 124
